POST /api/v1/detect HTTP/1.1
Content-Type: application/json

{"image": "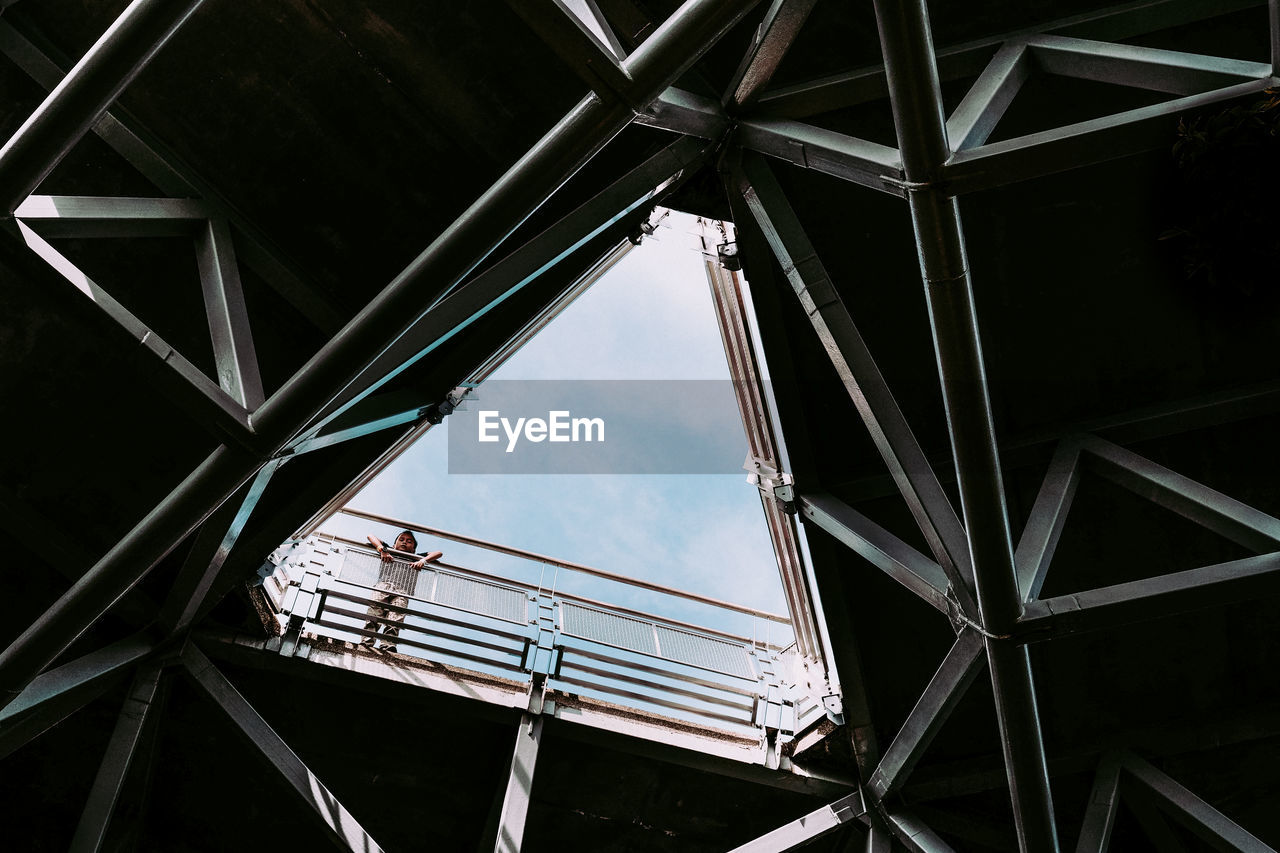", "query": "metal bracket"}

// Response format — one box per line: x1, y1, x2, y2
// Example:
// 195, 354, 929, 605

446, 384, 476, 411
822, 693, 846, 726
522, 593, 562, 678
755, 683, 798, 736
745, 455, 797, 513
